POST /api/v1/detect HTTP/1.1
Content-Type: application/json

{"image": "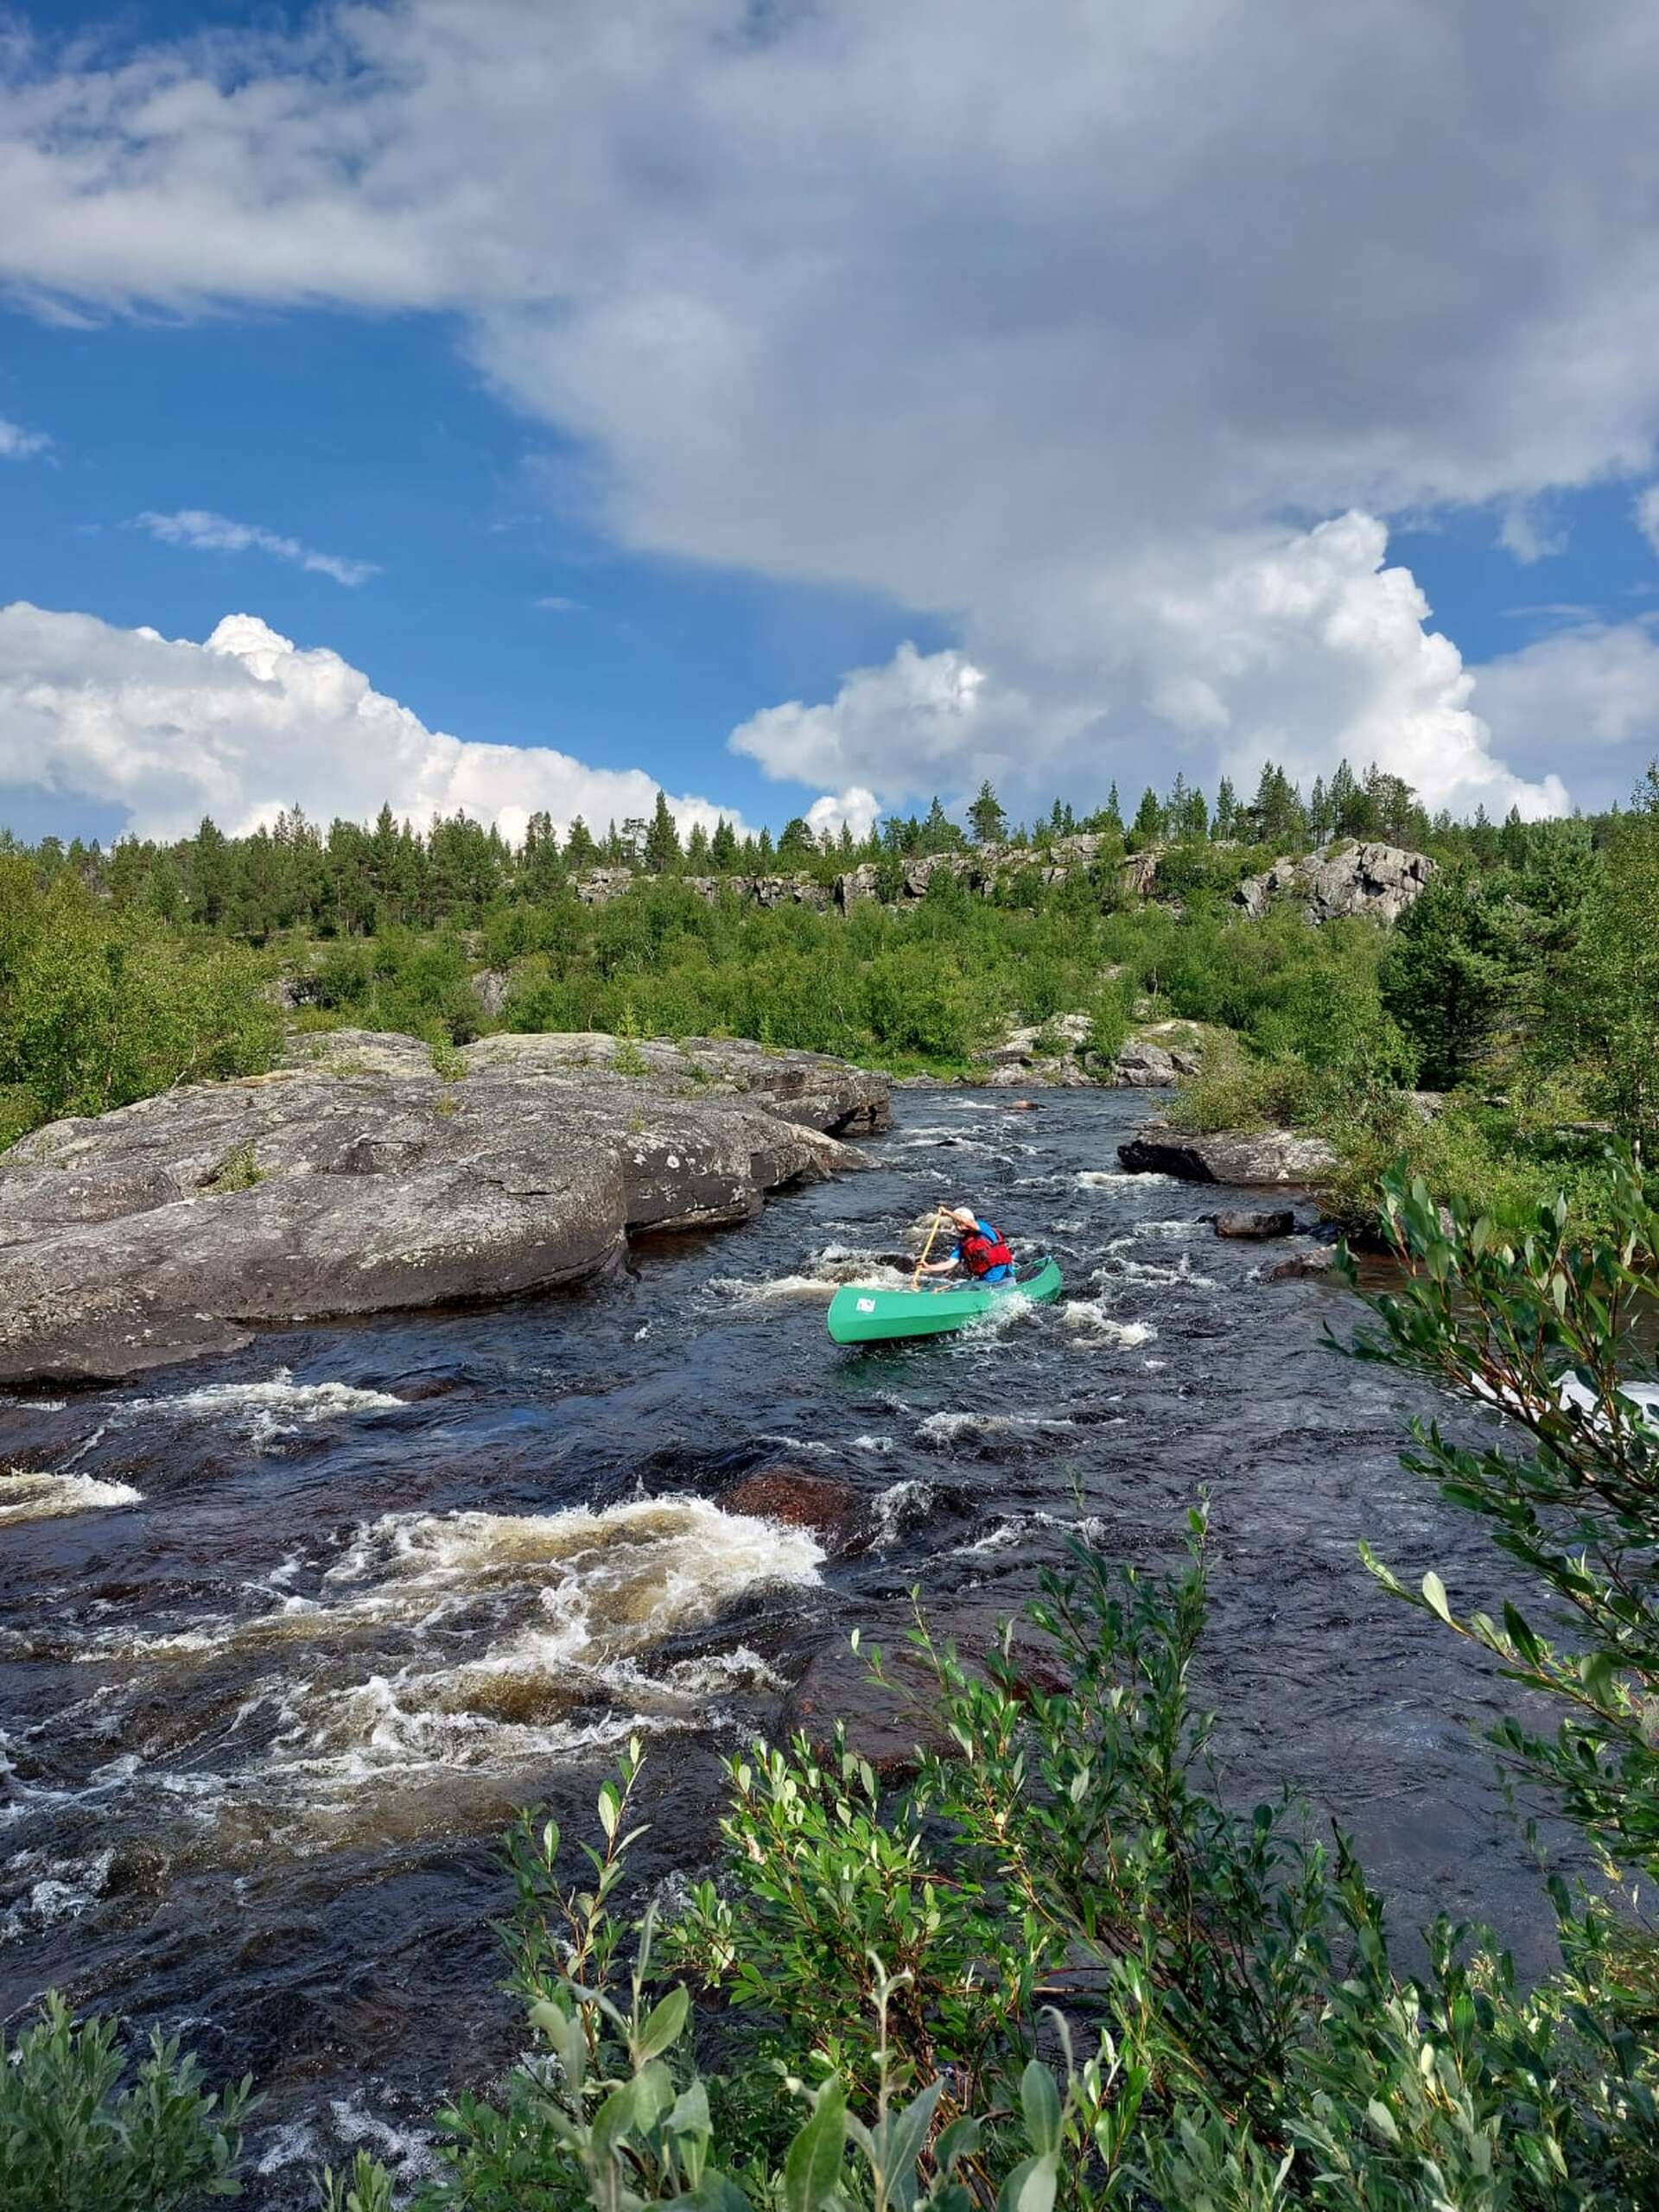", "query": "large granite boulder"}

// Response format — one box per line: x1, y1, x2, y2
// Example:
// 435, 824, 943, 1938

1109, 1040, 1179, 1087
0, 1032, 888, 1385
1236, 842, 1436, 925
1116, 1126, 1338, 1185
